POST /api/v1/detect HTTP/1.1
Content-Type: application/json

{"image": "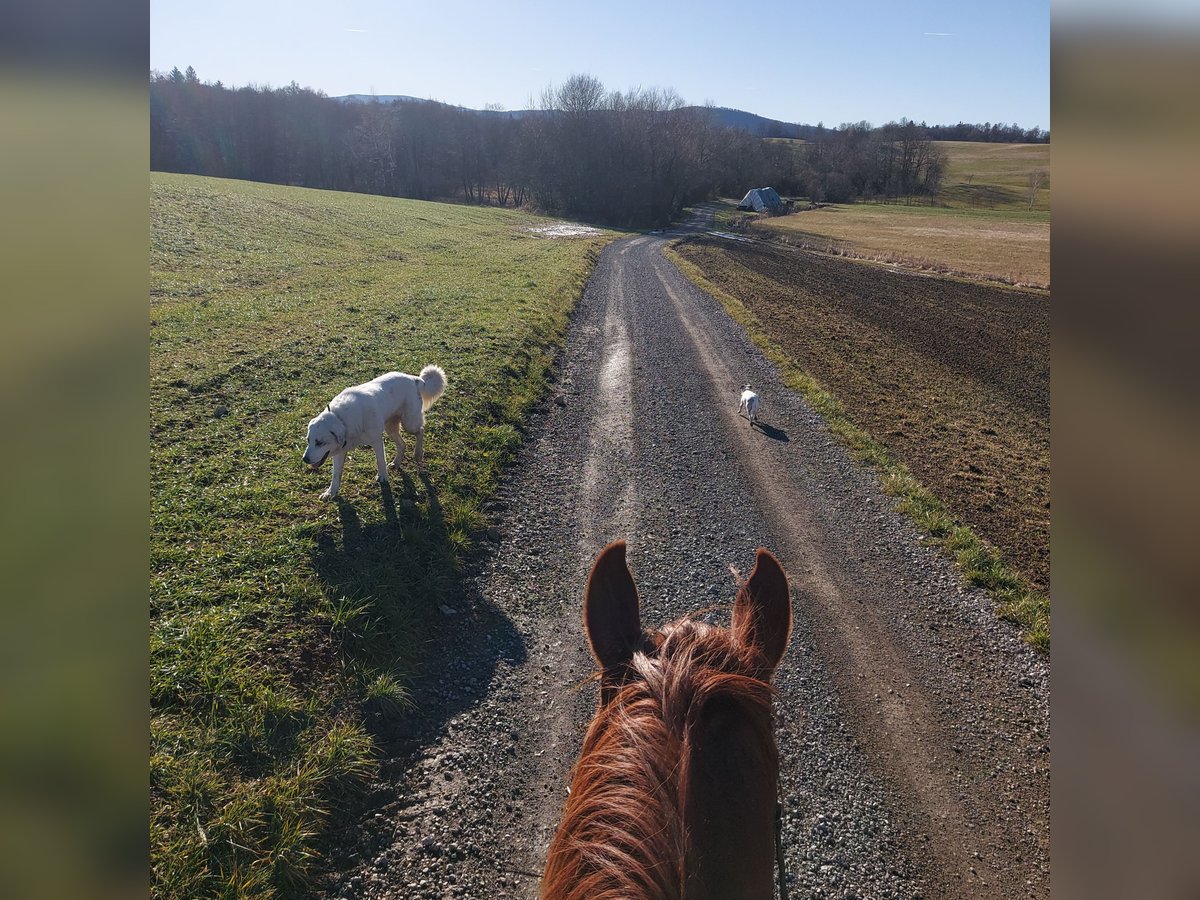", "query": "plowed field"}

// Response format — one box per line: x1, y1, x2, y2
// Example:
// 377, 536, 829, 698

673, 236, 1050, 593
